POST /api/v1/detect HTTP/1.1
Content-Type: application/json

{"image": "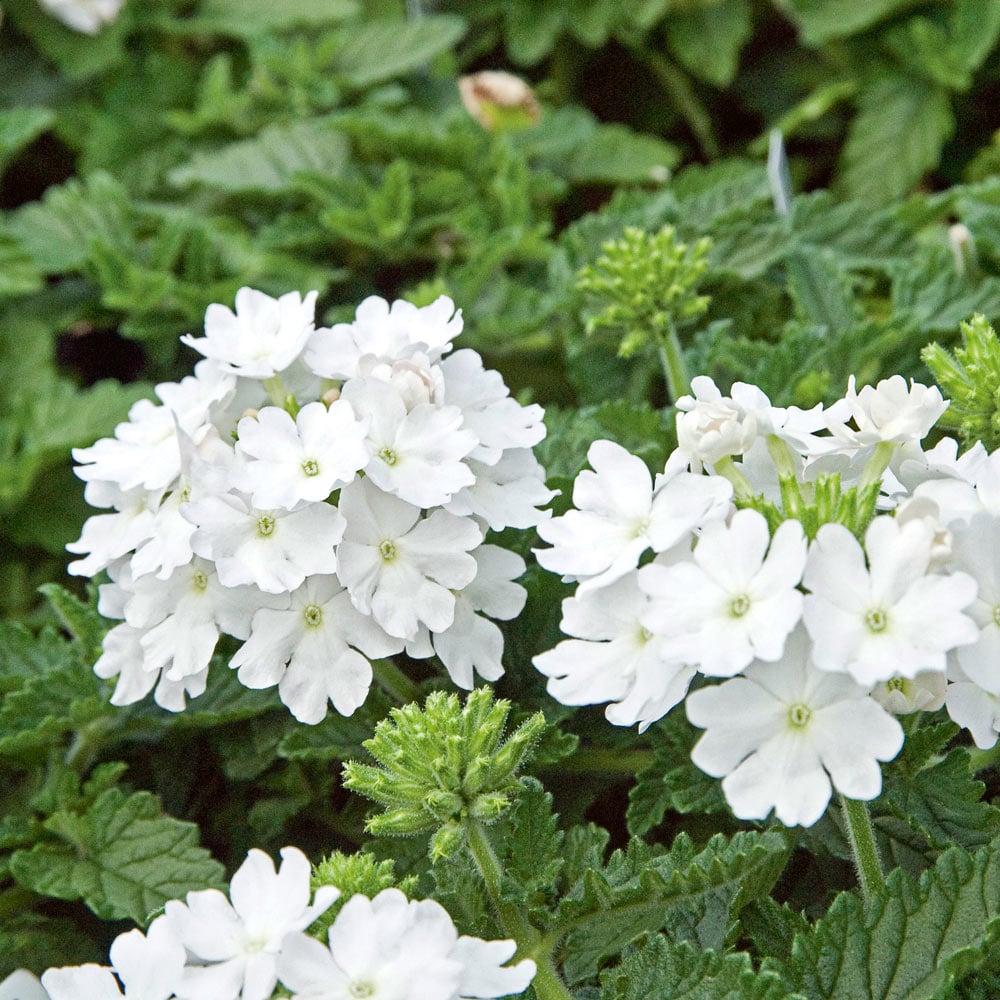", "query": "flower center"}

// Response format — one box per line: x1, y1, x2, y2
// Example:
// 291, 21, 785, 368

993, 604, 1000, 628
303, 604, 323, 628
886, 676, 907, 693
864, 607, 888, 633
729, 594, 751, 618
787, 702, 811, 728
378, 539, 397, 562
378, 446, 399, 467
257, 514, 276, 537
301, 458, 320, 477
192, 570, 209, 591
636, 626, 653, 645
349, 983, 376, 999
